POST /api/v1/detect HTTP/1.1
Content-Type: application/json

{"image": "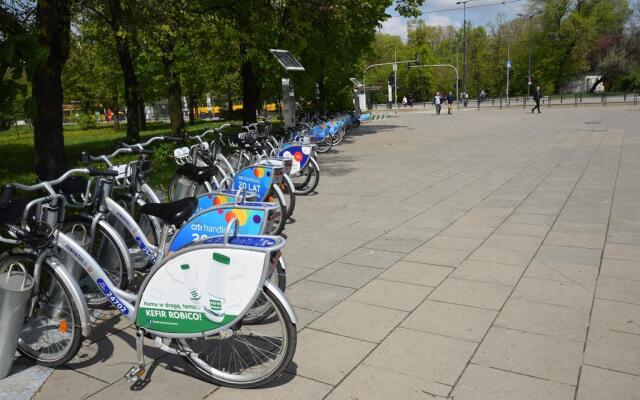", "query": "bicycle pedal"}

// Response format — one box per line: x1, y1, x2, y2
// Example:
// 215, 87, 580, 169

124, 366, 145, 382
